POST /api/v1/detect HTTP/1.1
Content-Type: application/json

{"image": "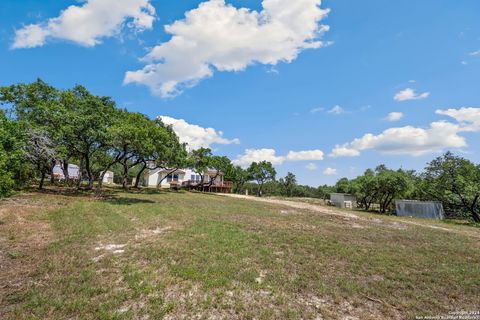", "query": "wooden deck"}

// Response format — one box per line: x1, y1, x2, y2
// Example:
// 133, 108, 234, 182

179, 180, 233, 193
